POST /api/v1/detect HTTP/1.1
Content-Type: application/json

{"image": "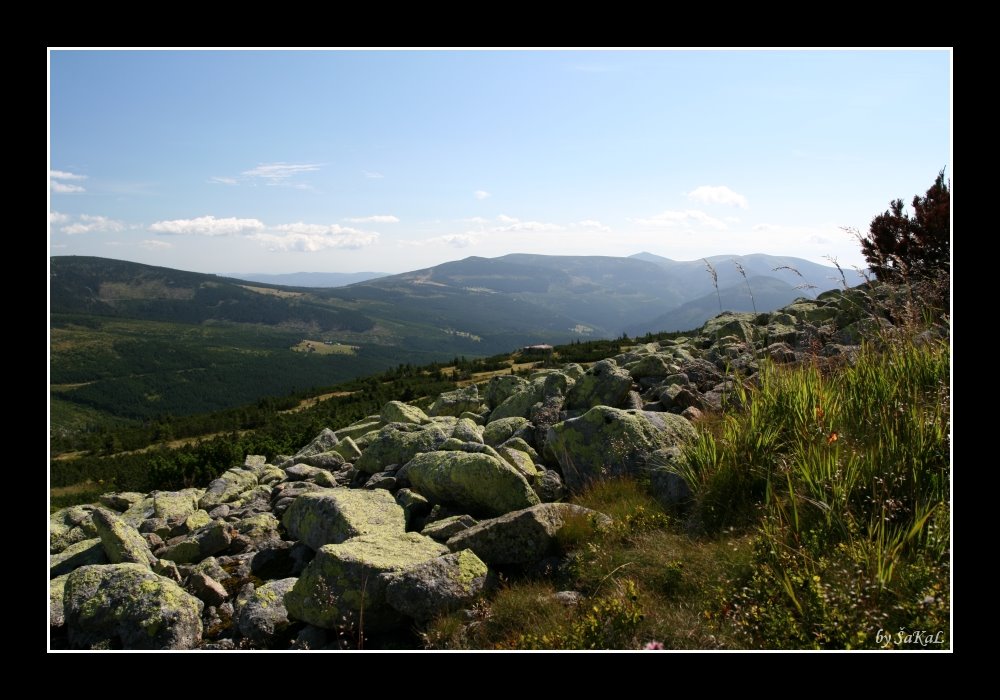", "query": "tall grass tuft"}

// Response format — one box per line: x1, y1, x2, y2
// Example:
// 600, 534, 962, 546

703, 258, 722, 313
673, 337, 950, 647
